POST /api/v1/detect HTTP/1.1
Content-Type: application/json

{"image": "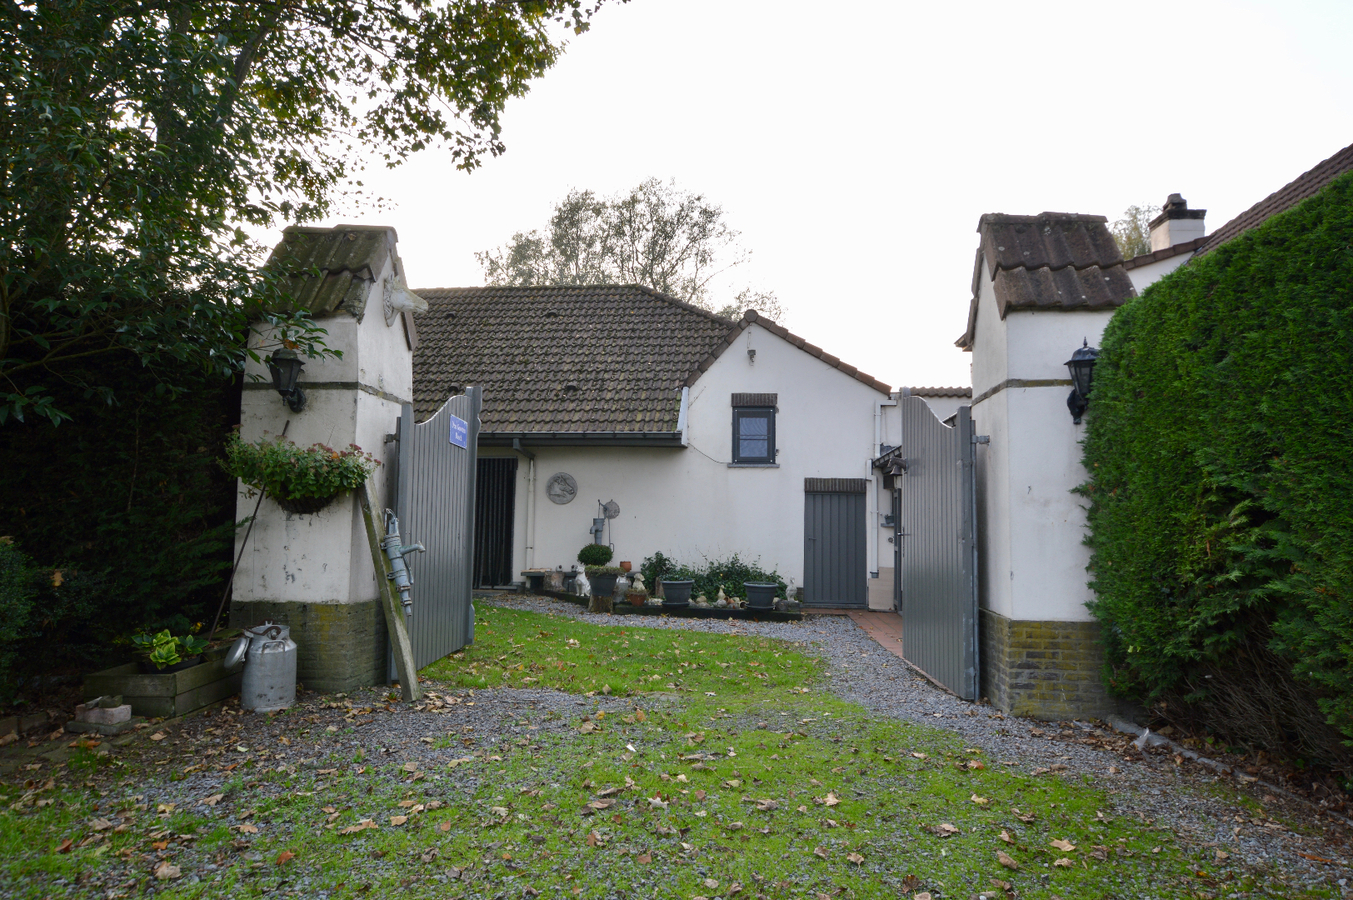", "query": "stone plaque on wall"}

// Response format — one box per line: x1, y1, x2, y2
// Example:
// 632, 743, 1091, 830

545, 472, 577, 505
